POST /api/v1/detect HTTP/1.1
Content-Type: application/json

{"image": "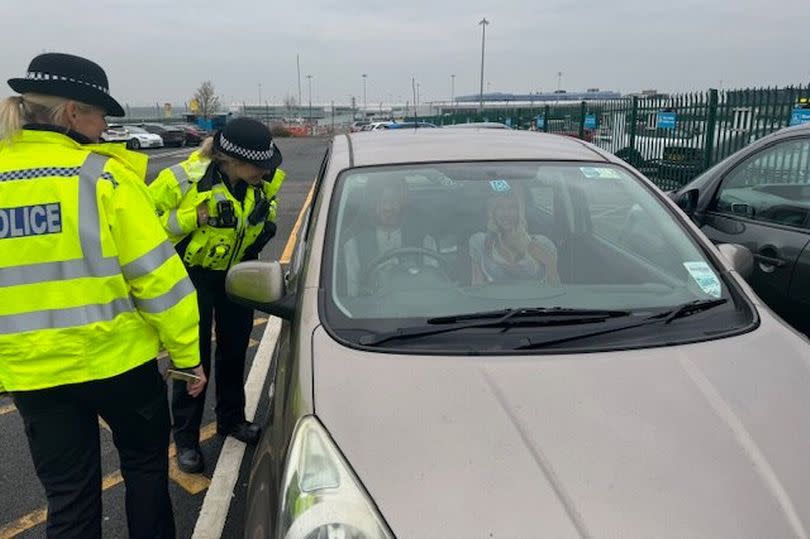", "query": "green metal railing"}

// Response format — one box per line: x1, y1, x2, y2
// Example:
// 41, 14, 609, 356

423, 84, 810, 190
